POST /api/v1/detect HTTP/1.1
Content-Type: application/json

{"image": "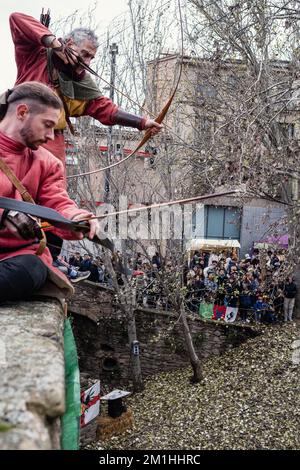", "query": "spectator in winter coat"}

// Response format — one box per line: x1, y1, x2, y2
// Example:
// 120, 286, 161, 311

68, 251, 82, 267
239, 288, 253, 322
53, 255, 90, 283
79, 253, 92, 271
253, 295, 268, 322
204, 273, 218, 292
283, 276, 297, 321
204, 260, 218, 278
152, 252, 161, 269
